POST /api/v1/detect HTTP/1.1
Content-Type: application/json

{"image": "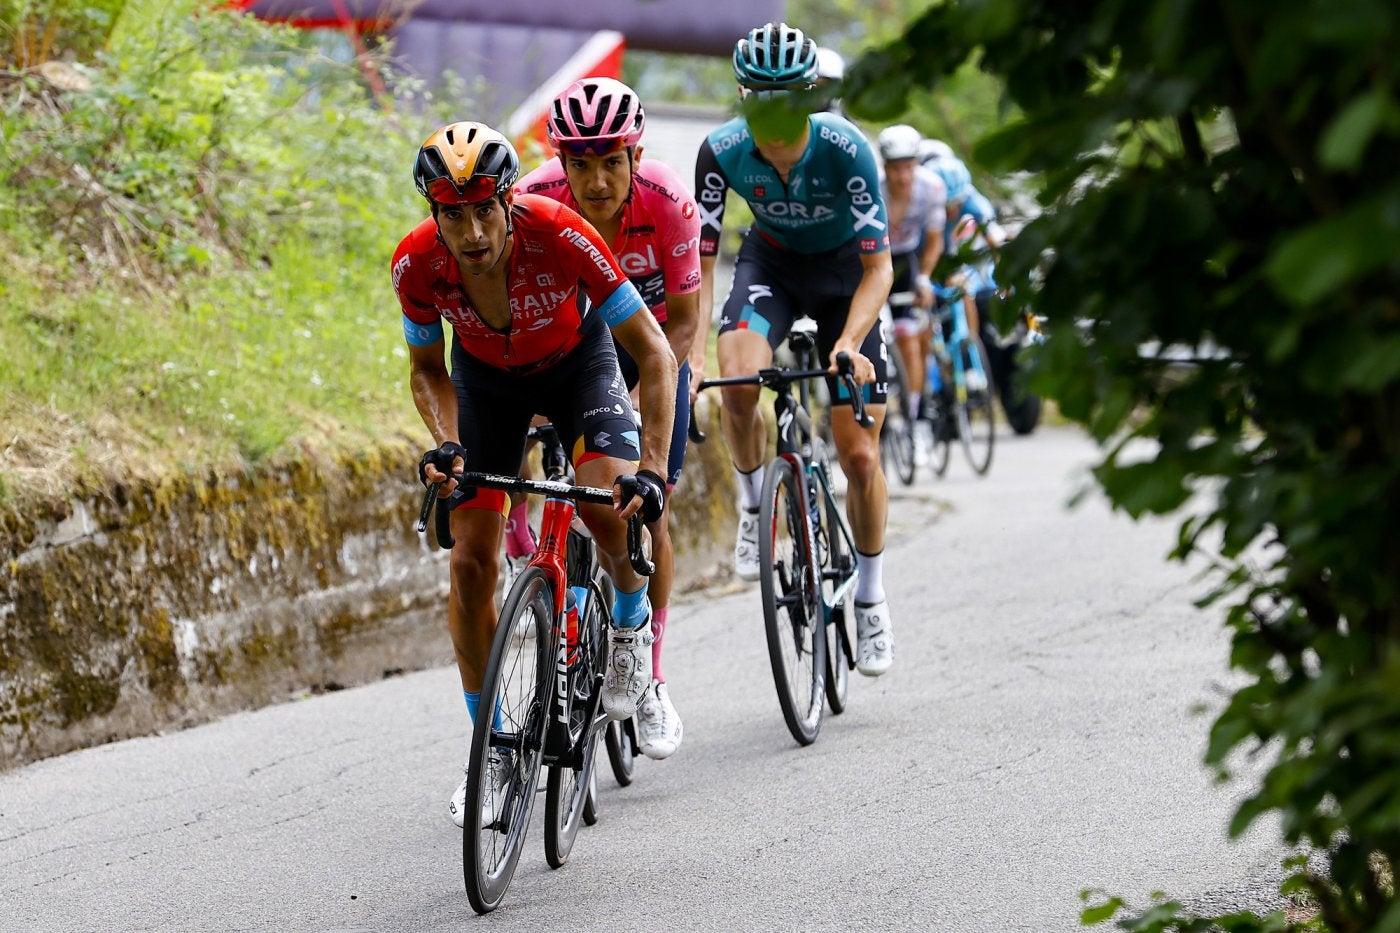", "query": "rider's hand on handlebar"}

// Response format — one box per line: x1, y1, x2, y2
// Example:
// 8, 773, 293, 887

613, 468, 666, 524
418, 441, 467, 497
829, 345, 876, 387
687, 361, 705, 406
